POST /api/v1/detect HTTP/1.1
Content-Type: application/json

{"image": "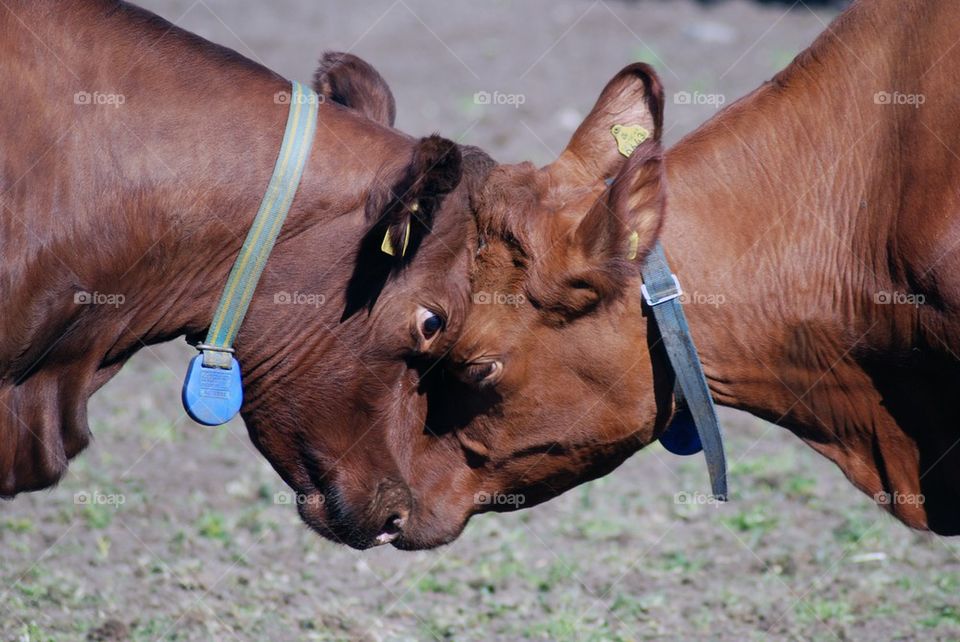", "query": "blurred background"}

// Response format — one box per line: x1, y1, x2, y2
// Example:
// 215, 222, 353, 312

4, 1, 958, 640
